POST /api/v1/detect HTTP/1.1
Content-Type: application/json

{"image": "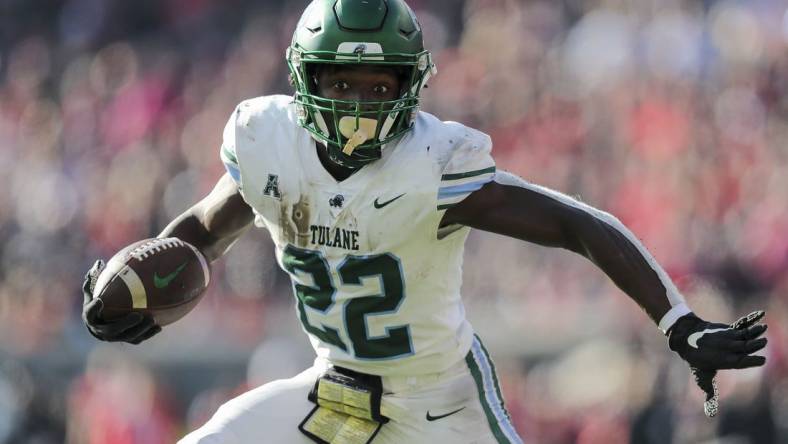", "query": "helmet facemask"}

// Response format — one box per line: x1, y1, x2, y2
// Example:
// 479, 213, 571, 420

287, 48, 435, 168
